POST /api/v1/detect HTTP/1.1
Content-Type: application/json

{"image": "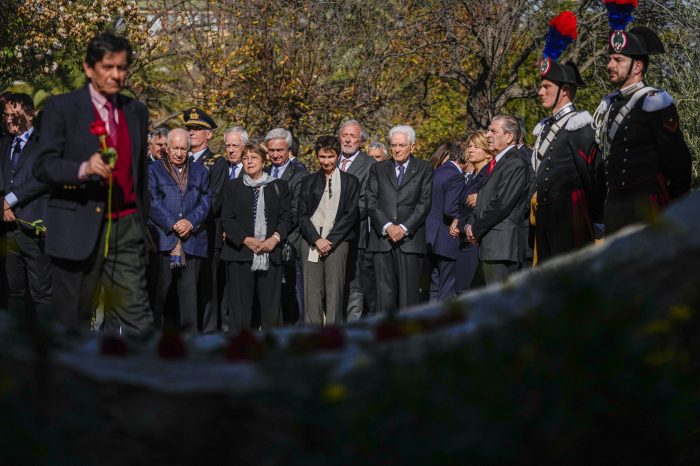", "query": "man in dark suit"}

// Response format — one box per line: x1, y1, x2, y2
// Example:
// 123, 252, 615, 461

148, 128, 211, 331
366, 125, 432, 314
466, 115, 531, 284
1, 93, 52, 321
337, 119, 376, 320
34, 32, 152, 333
224, 126, 247, 181
264, 127, 309, 324
426, 141, 464, 302
182, 107, 228, 333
